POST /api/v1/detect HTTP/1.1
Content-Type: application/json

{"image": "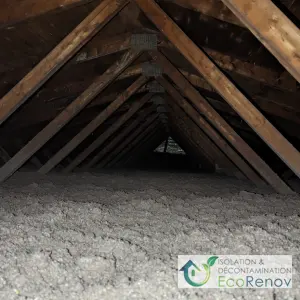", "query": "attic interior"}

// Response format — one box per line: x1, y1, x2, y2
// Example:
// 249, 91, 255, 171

0, 0, 300, 298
